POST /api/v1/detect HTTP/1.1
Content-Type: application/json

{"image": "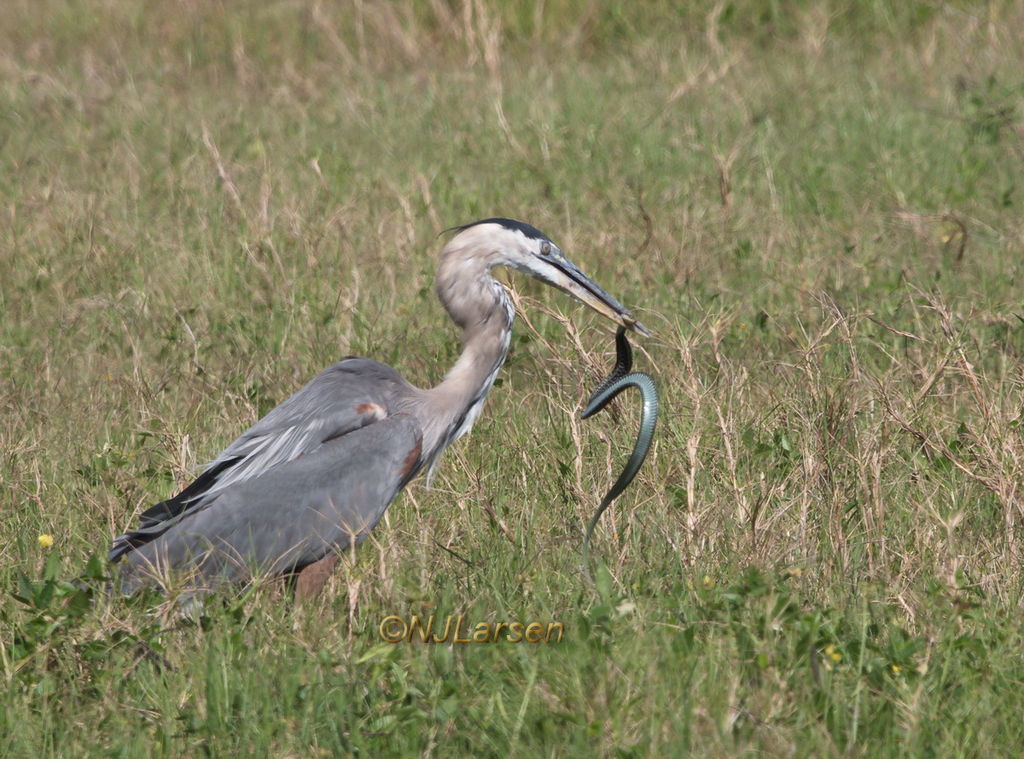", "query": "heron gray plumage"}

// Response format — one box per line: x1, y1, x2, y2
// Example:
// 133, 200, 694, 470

109, 218, 647, 596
